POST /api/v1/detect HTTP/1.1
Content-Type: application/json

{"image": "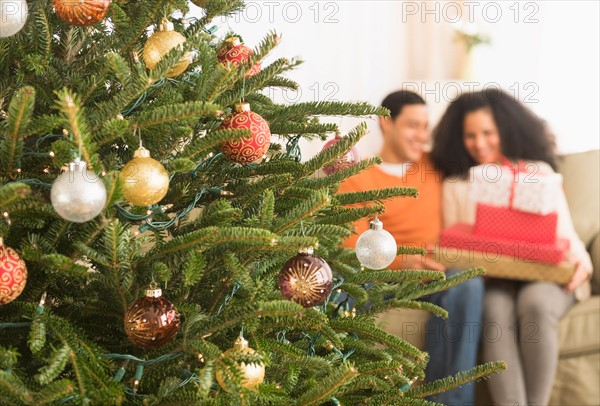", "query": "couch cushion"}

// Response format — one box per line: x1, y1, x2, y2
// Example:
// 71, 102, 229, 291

550, 353, 600, 405
376, 308, 429, 350
590, 233, 600, 295
558, 296, 600, 357
558, 150, 600, 246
